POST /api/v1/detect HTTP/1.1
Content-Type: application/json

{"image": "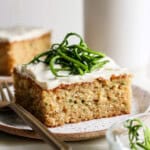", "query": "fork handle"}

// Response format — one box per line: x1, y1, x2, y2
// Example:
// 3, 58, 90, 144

9, 103, 71, 150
